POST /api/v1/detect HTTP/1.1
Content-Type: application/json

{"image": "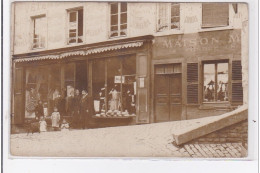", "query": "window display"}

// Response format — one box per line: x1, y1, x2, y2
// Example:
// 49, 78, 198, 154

25, 67, 48, 118
203, 62, 228, 102
92, 55, 136, 118
93, 60, 106, 116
